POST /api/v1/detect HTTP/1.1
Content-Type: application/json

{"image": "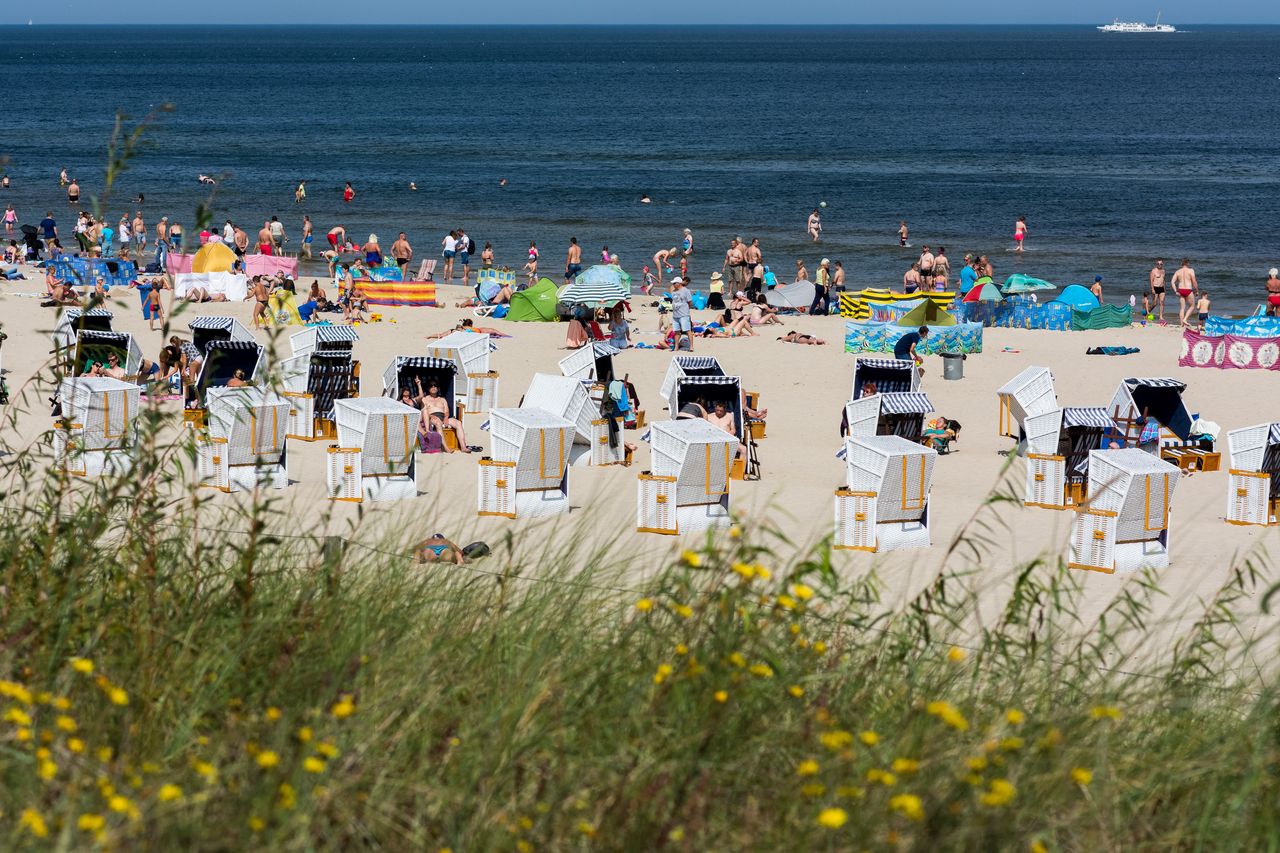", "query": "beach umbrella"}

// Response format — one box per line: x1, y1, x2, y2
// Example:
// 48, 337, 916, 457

963, 282, 1004, 303
573, 264, 633, 290
560, 268, 630, 308
1002, 273, 1056, 293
